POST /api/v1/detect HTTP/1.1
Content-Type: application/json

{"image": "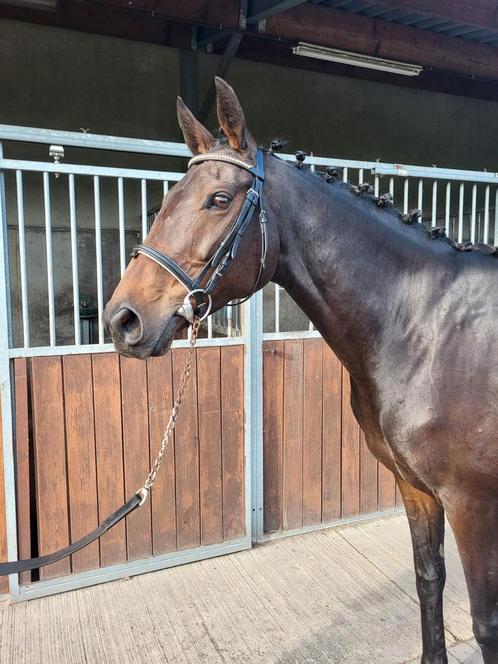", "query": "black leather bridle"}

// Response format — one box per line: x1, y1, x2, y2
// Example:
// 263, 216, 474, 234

131, 148, 268, 322
0, 149, 268, 578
